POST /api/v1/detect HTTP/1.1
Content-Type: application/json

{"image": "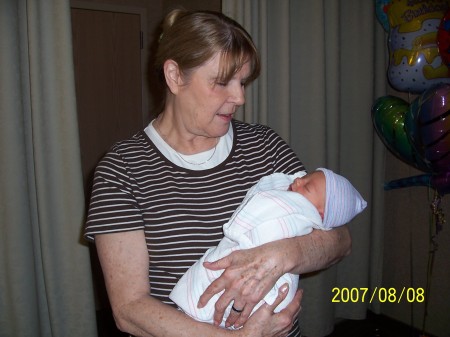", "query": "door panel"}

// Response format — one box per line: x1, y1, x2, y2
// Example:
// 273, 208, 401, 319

72, 8, 143, 197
